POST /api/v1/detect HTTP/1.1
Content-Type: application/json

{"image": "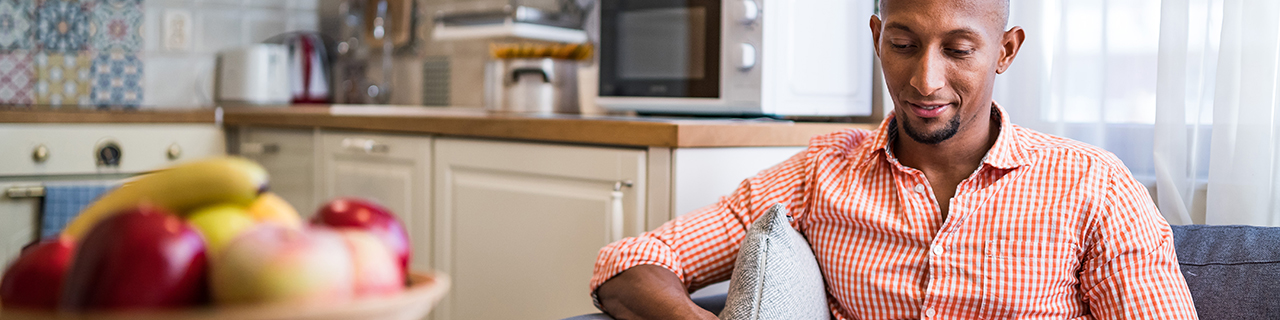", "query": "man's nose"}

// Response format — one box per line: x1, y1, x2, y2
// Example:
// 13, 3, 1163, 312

909, 50, 946, 97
